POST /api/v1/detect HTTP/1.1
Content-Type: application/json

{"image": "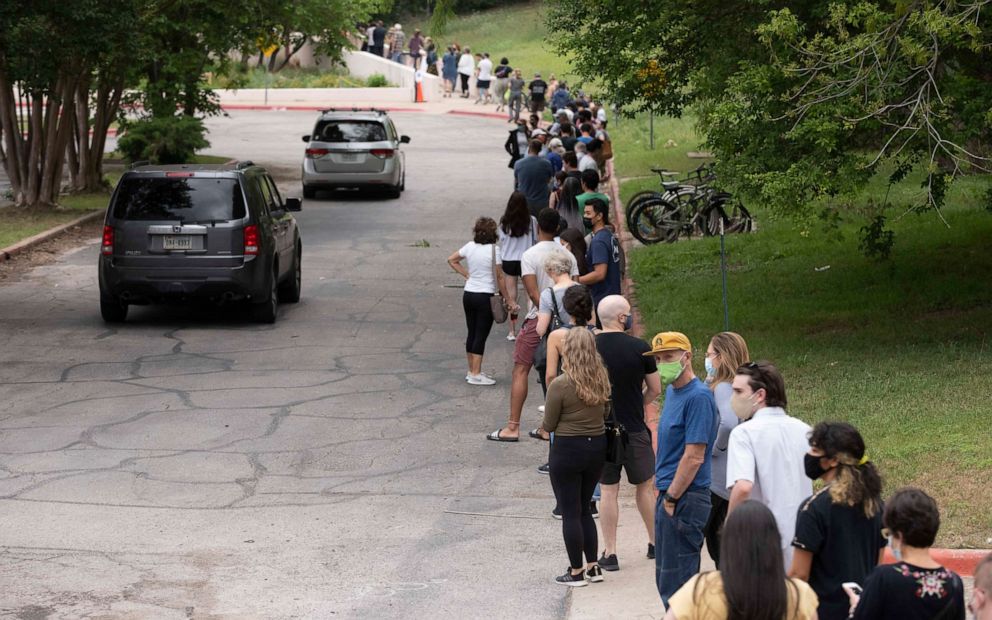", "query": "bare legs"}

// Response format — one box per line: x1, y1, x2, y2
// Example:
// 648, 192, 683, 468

505, 274, 519, 337
600, 480, 657, 556
466, 352, 483, 376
